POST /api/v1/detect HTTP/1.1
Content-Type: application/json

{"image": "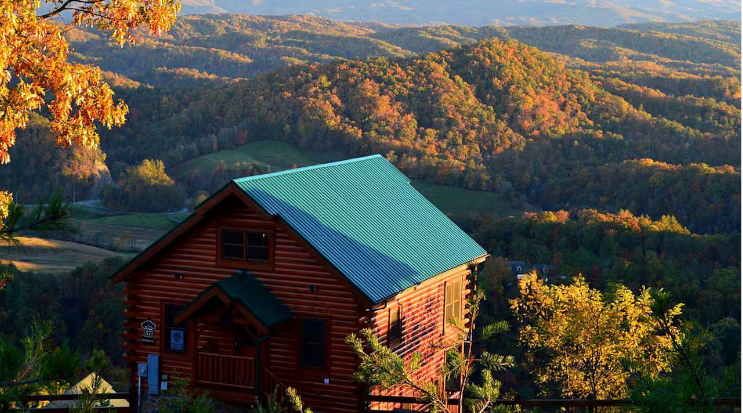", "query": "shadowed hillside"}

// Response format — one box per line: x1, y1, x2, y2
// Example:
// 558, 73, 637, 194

92, 37, 740, 234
